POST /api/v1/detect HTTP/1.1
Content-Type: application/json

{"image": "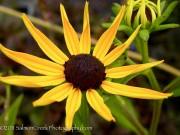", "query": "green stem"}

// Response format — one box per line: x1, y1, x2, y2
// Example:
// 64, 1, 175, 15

137, 37, 163, 135
126, 57, 136, 65
146, 69, 161, 91
4, 85, 11, 125
146, 69, 162, 135
1, 85, 11, 135
140, 39, 149, 63
149, 100, 163, 135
